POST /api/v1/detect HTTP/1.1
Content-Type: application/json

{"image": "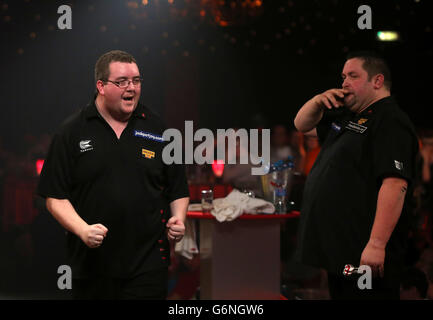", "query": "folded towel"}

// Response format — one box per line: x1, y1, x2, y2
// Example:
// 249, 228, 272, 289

175, 218, 199, 260
211, 189, 275, 222
187, 203, 203, 212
